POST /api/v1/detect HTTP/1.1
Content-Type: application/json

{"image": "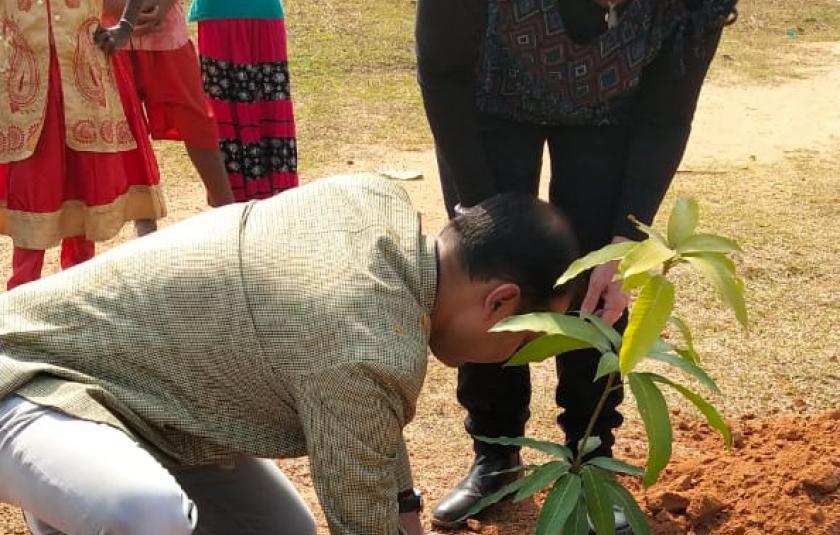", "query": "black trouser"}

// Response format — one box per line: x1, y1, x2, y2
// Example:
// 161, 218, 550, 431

416, 0, 626, 459
459, 117, 630, 458
416, 0, 721, 458
415, 0, 493, 212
